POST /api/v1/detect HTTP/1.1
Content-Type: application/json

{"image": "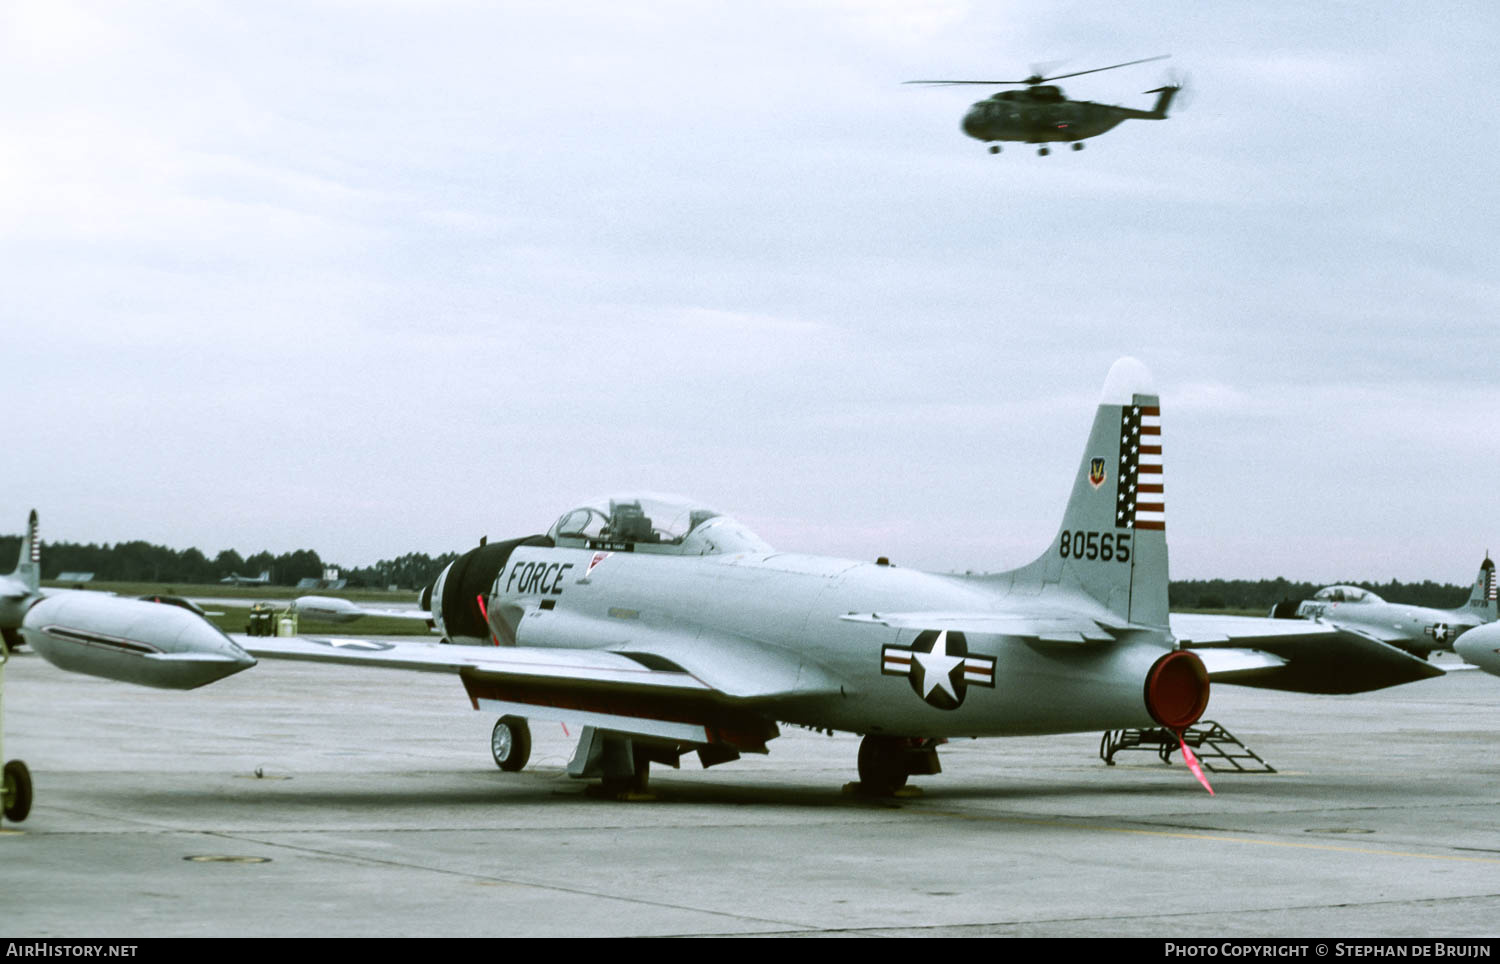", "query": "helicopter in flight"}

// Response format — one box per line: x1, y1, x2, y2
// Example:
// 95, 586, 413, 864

907, 55, 1182, 155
